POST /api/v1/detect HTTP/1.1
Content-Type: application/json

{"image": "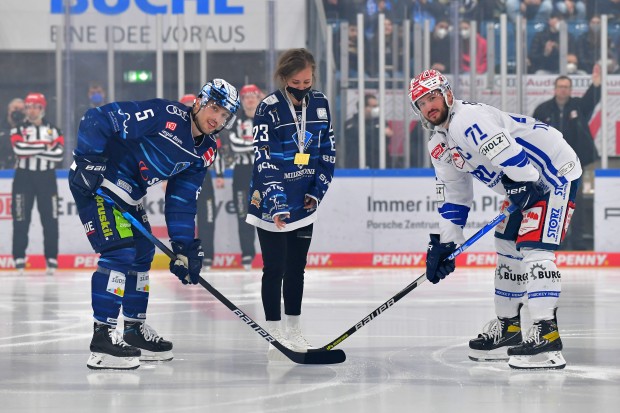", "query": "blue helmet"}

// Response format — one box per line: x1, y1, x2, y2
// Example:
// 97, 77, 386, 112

197, 78, 240, 131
